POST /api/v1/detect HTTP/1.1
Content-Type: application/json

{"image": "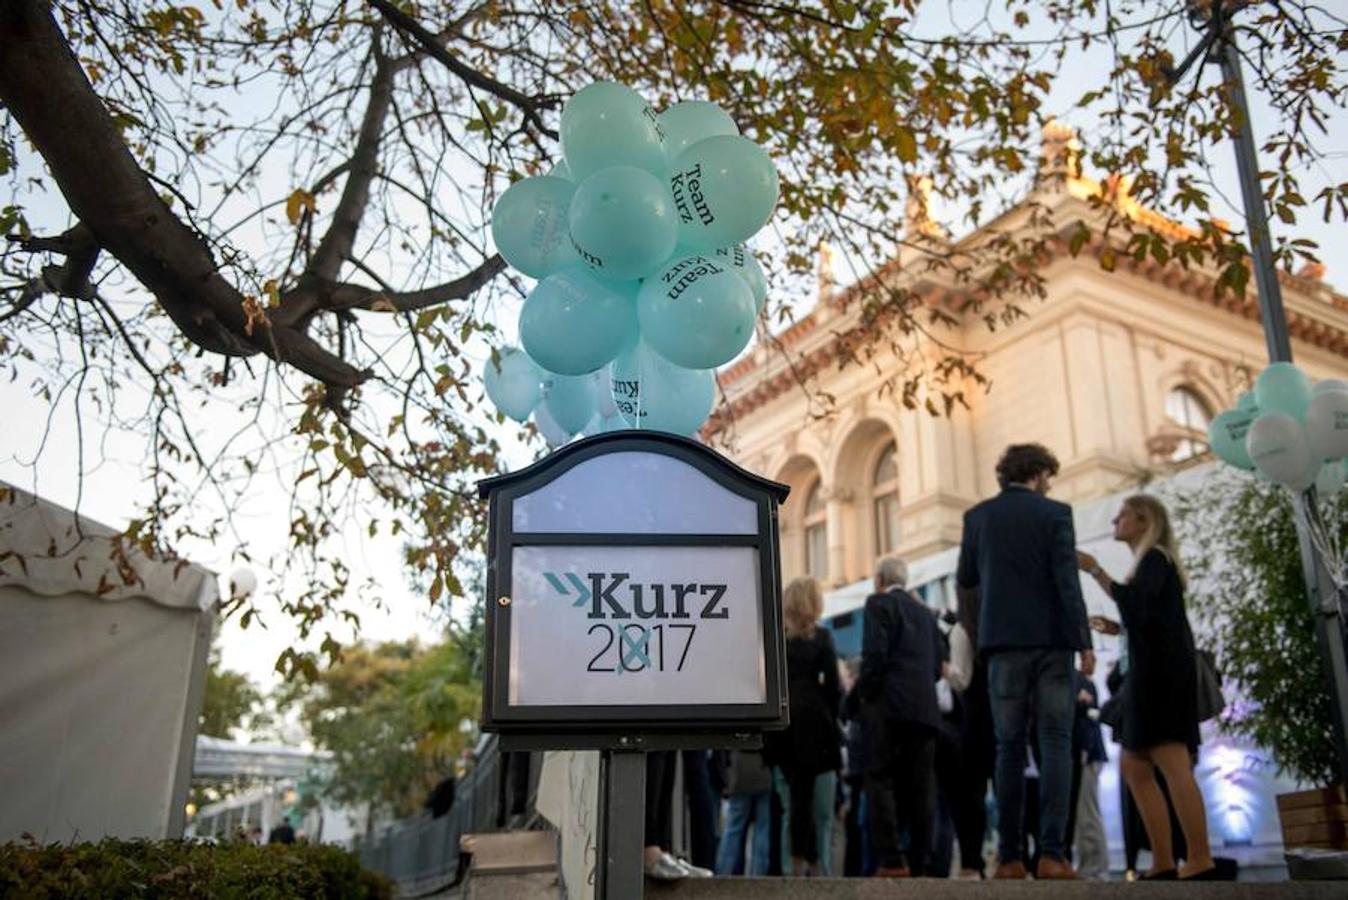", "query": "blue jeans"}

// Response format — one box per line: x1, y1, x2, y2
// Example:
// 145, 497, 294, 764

988, 648, 1075, 864
812, 770, 838, 875
715, 792, 772, 876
